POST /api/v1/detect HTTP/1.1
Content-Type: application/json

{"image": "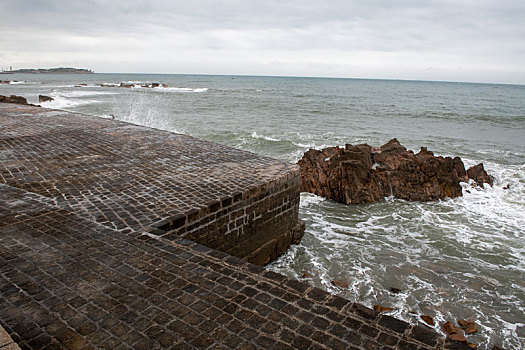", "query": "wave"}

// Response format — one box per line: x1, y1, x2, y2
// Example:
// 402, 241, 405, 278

54, 90, 118, 98
269, 160, 525, 349
40, 95, 101, 109
250, 131, 280, 142
155, 87, 208, 93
